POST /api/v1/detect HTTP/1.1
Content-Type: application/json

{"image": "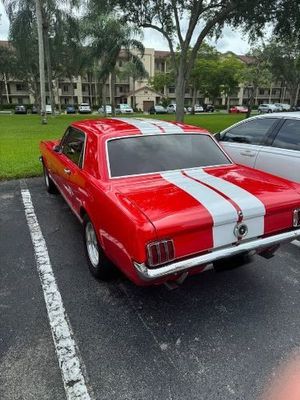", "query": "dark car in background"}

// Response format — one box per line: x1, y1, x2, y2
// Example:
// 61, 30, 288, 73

15, 105, 27, 114
66, 105, 76, 114
203, 104, 214, 112
149, 105, 167, 114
